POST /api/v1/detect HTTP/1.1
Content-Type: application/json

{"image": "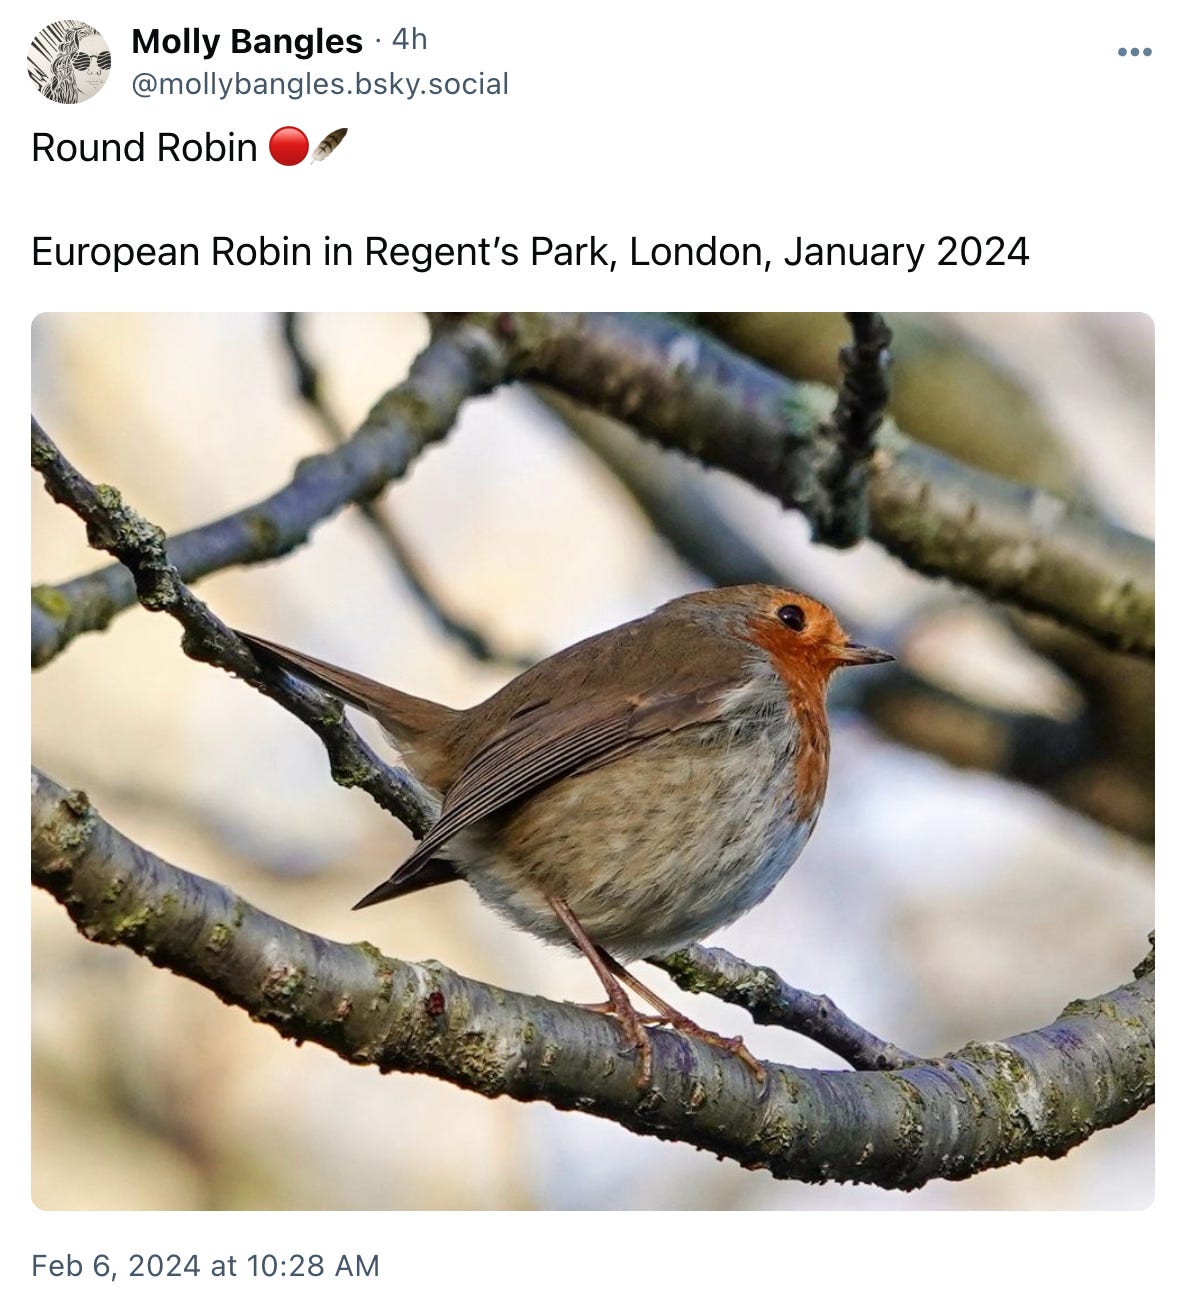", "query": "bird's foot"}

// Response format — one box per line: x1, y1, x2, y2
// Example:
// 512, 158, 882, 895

594, 949, 768, 1084
655, 1014, 767, 1084
577, 999, 765, 1085
593, 991, 655, 1087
